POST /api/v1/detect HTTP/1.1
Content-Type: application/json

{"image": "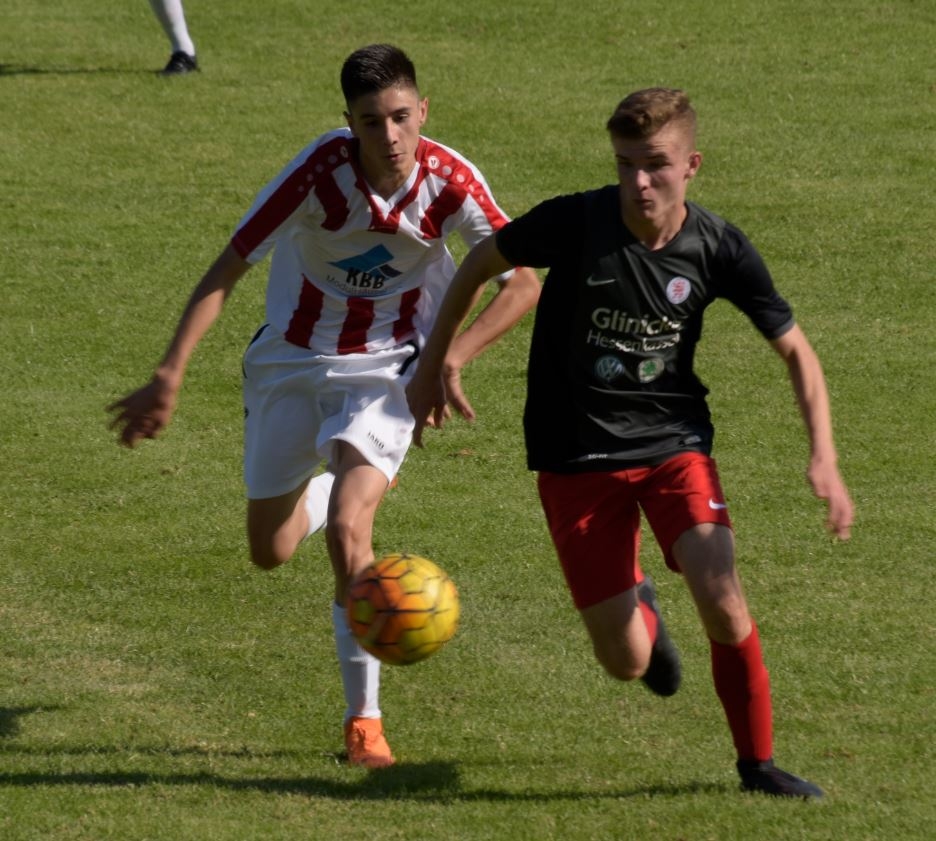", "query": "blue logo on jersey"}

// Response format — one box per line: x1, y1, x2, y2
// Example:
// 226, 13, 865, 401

328, 245, 401, 291
595, 355, 626, 383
